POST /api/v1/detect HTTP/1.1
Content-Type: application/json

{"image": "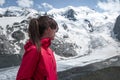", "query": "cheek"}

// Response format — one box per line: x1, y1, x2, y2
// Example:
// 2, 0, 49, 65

48, 32, 54, 37
51, 32, 56, 39
50, 32, 53, 36
51, 33, 55, 38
